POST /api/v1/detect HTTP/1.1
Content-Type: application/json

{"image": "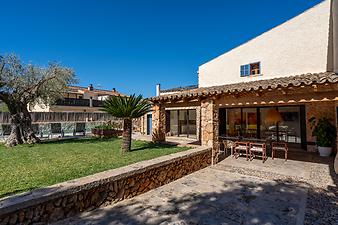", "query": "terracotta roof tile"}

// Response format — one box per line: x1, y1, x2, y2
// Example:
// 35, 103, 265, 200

161, 85, 198, 93
150, 72, 338, 102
